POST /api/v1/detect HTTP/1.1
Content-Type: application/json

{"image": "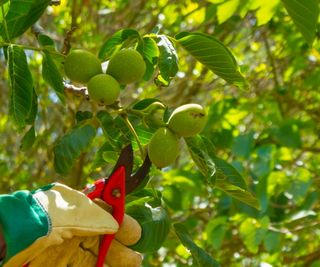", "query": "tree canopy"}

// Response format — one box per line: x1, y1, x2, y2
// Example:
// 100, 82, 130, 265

0, 0, 320, 266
